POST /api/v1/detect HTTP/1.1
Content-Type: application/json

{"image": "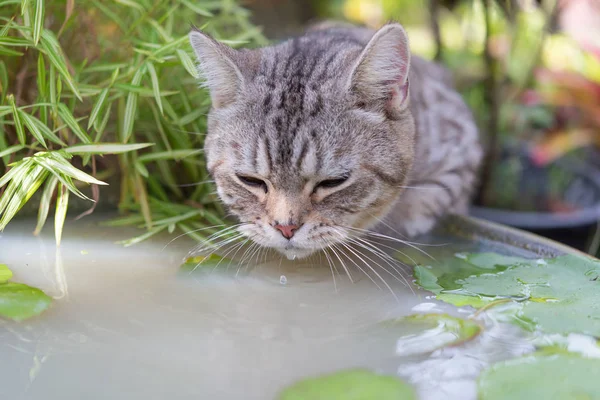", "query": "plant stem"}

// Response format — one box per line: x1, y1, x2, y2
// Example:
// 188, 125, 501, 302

430, 0, 443, 62
477, 0, 501, 207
